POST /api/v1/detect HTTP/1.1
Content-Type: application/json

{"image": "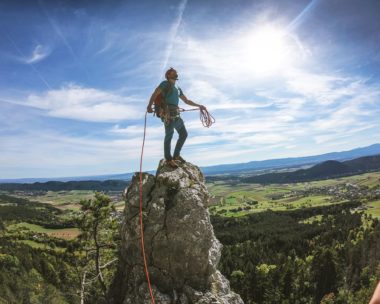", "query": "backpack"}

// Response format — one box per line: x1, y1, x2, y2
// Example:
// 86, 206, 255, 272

153, 81, 173, 118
